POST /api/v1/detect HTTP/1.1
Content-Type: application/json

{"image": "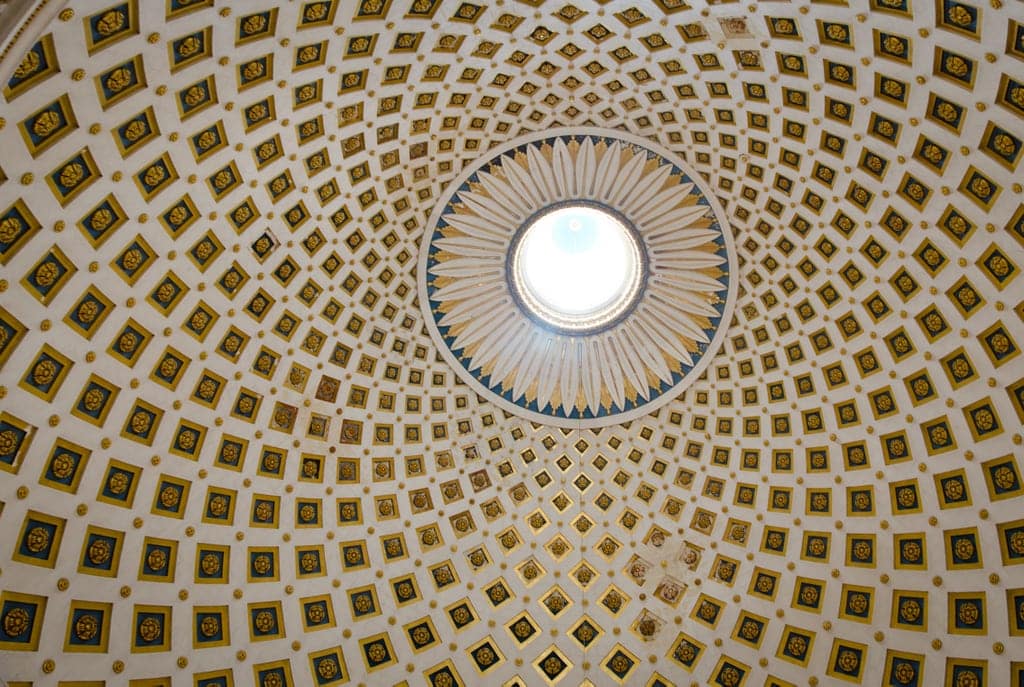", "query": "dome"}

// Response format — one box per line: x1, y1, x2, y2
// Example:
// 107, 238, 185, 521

0, 1, 1022, 685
